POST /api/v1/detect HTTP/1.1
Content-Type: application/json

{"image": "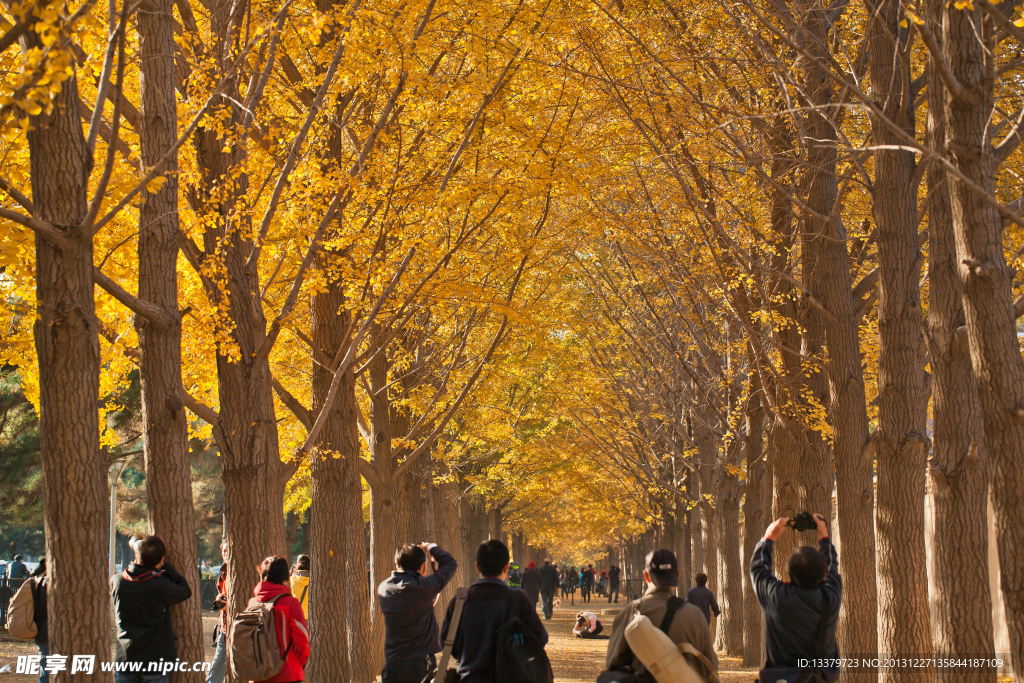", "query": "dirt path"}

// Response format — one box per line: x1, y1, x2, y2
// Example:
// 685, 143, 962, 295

2, 607, 758, 682
543, 599, 757, 683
